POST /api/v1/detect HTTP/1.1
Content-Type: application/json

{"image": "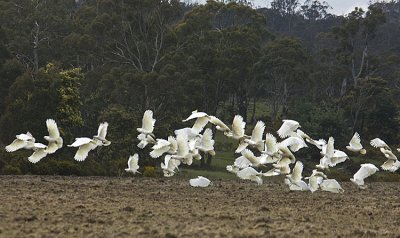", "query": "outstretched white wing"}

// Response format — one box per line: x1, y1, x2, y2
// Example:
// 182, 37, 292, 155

150, 139, 170, 158
237, 167, 263, 185
237, 167, 259, 179
330, 150, 349, 167
199, 128, 214, 151
208, 116, 230, 132
370, 138, 390, 150
241, 149, 259, 166
5, 139, 27, 152
290, 161, 303, 183
183, 110, 208, 122
126, 154, 140, 174
234, 155, 252, 169
183, 111, 208, 121
264, 133, 278, 155
279, 136, 307, 152
232, 115, 245, 138
138, 110, 155, 134
324, 137, 335, 158
168, 136, 178, 154
251, 121, 265, 142
349, 132, 362, 149
46, 119, 60, 139
277, 120, 300, 138
192, 117, 209, 134
74, 142, 97, 162
28, 148, 48, 163
68, 137, 93, 147
176, 133, 189, 157
96, 122, 109, 140
16, 132, 34, 141
351, 164, 379, 186
45, 142, 59, 154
